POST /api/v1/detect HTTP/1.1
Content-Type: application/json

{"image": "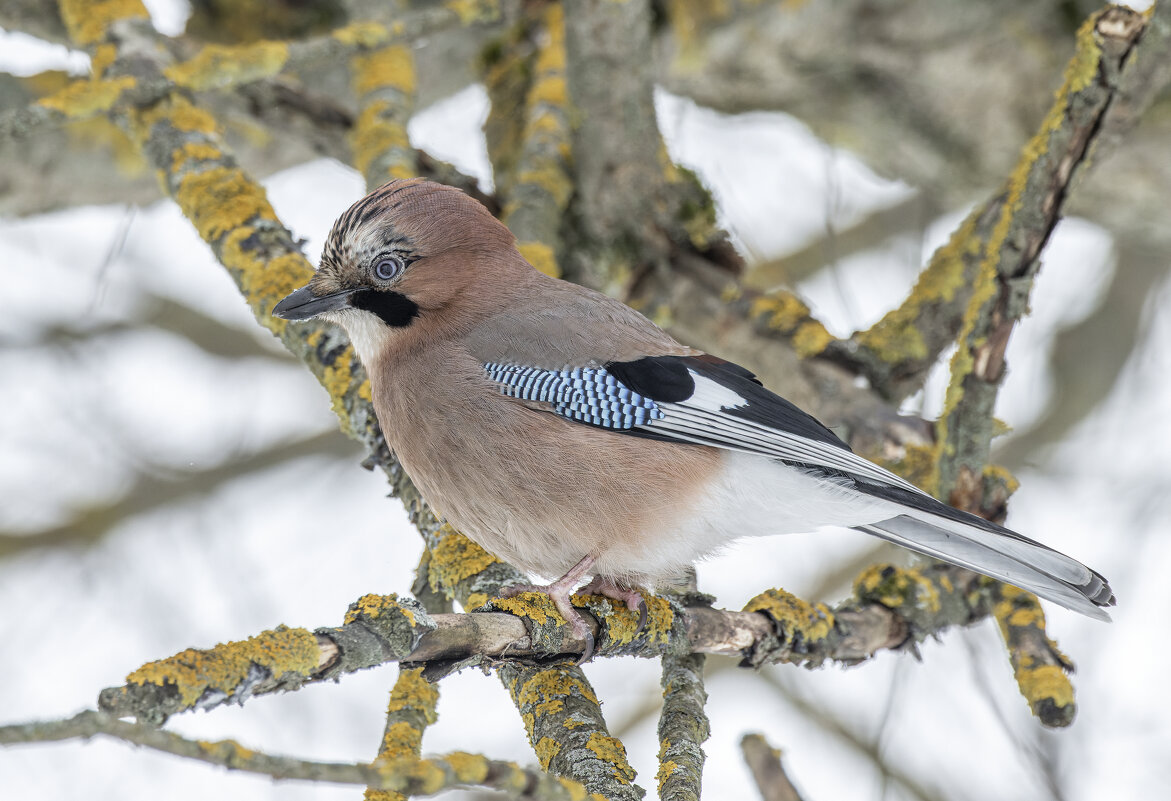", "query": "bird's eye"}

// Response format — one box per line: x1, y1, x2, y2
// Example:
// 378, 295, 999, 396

373, 255, 405, 282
